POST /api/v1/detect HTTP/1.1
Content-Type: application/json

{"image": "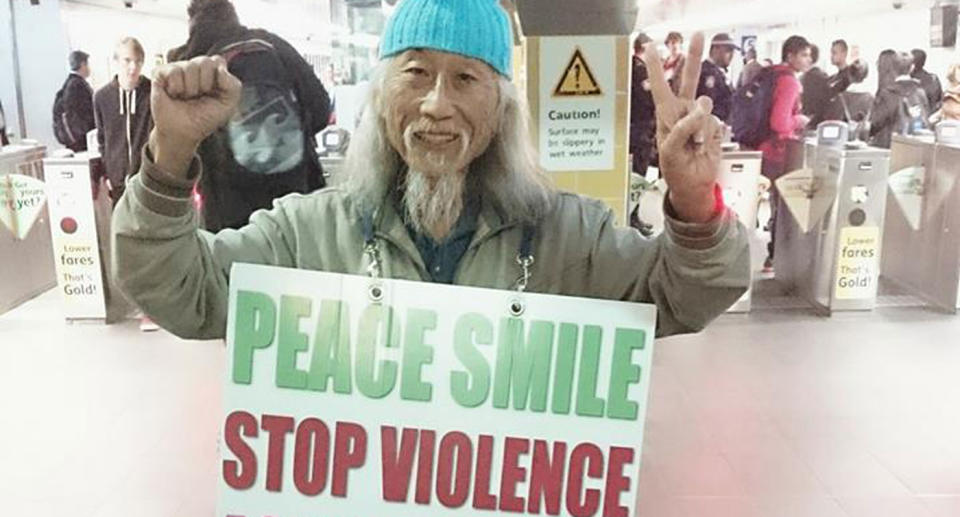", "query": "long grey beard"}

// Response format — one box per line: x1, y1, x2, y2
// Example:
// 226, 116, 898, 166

402, 169, 467, 242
